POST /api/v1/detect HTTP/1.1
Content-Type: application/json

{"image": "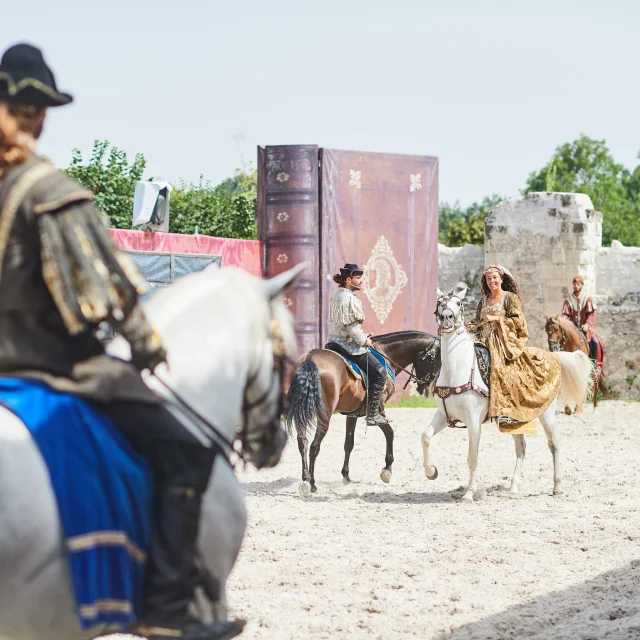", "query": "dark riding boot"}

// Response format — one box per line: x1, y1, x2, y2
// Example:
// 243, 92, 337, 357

366, 386, 389, 427
589, 338, 599, 363
135, 485, 244, 640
